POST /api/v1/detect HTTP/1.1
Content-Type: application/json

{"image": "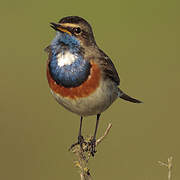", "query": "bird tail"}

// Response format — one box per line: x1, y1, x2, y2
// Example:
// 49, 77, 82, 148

118, 88, 142, 103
